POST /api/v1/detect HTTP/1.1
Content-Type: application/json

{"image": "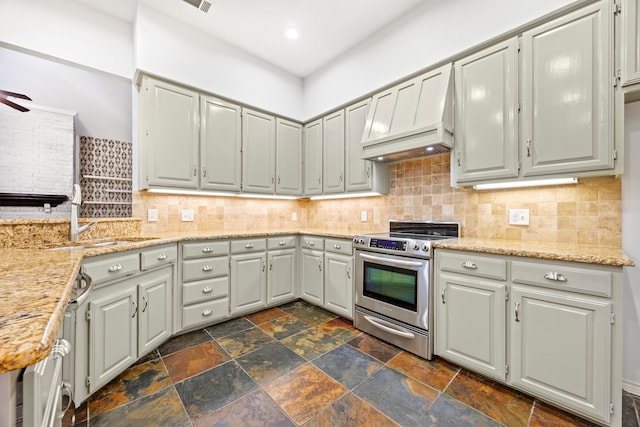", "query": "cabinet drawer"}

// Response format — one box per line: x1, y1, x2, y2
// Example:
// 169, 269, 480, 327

438, 251, 507, 281
300, 236, 324, 250
182, 299, 229, 330
182, 241, 229, 259
268, 236, 296, 250
140, 244, 177, 270
325, 239, 352, 255
511, 260, 612, 297
230, 238, 266, 254
82, 252, 139, 285
182, 257, 229, 282
183, 276, 229, 305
